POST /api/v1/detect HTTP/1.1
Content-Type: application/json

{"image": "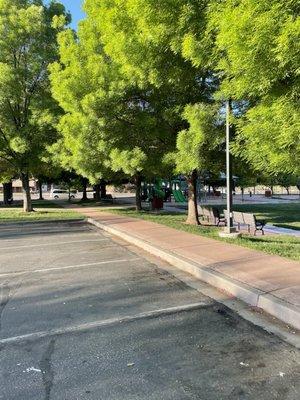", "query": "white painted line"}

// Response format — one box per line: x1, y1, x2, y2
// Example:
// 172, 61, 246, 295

0, 258, 141, 278
0, 233, 103, 244
0, 239, 108, 251
0, 225, 82, 233
0, 302, 209, 345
